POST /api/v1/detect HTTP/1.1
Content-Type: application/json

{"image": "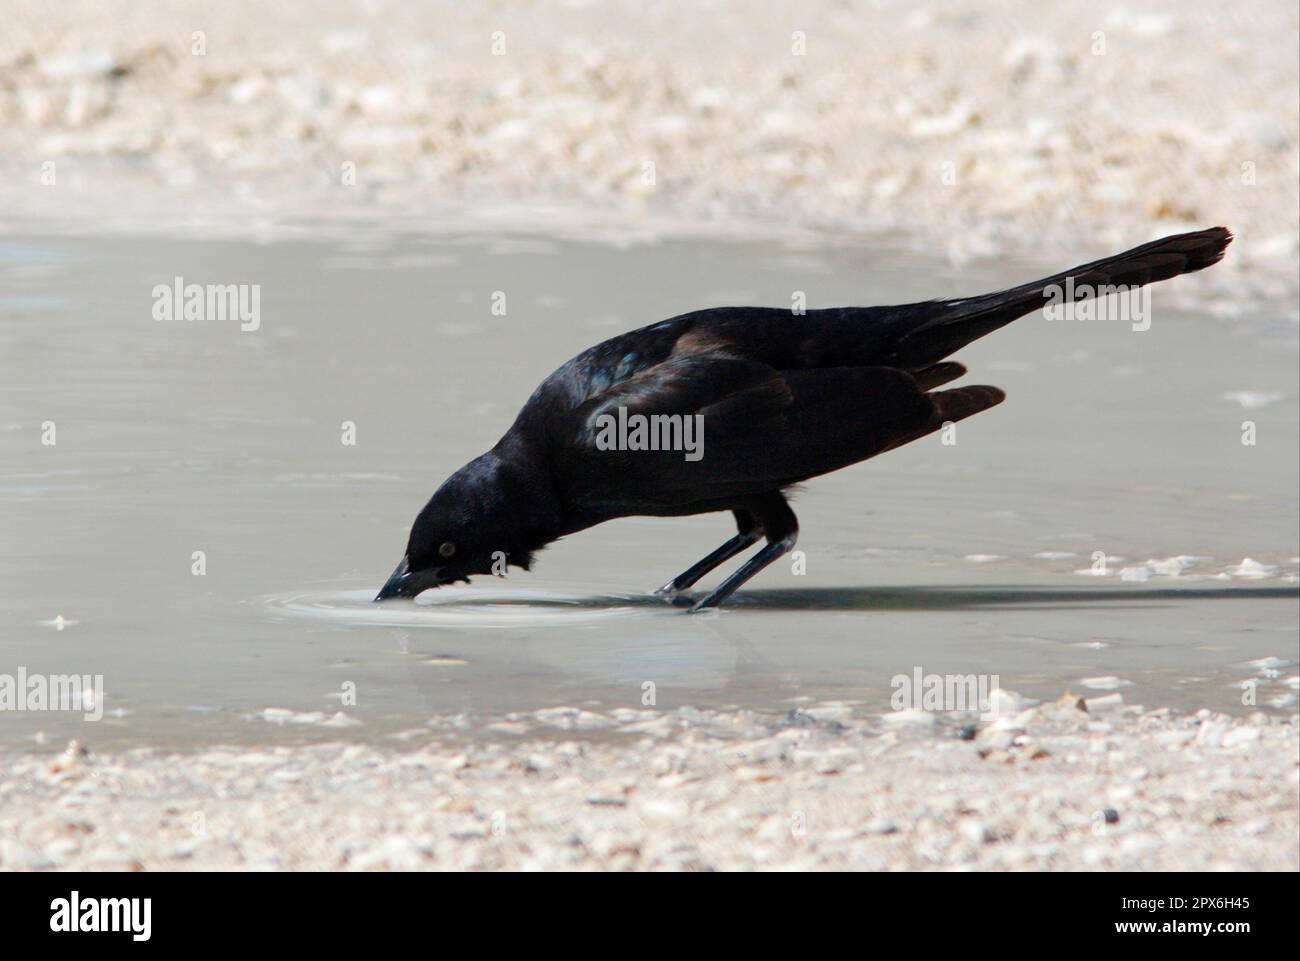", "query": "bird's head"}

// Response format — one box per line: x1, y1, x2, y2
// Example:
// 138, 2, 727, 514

374, 455, 535, 601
